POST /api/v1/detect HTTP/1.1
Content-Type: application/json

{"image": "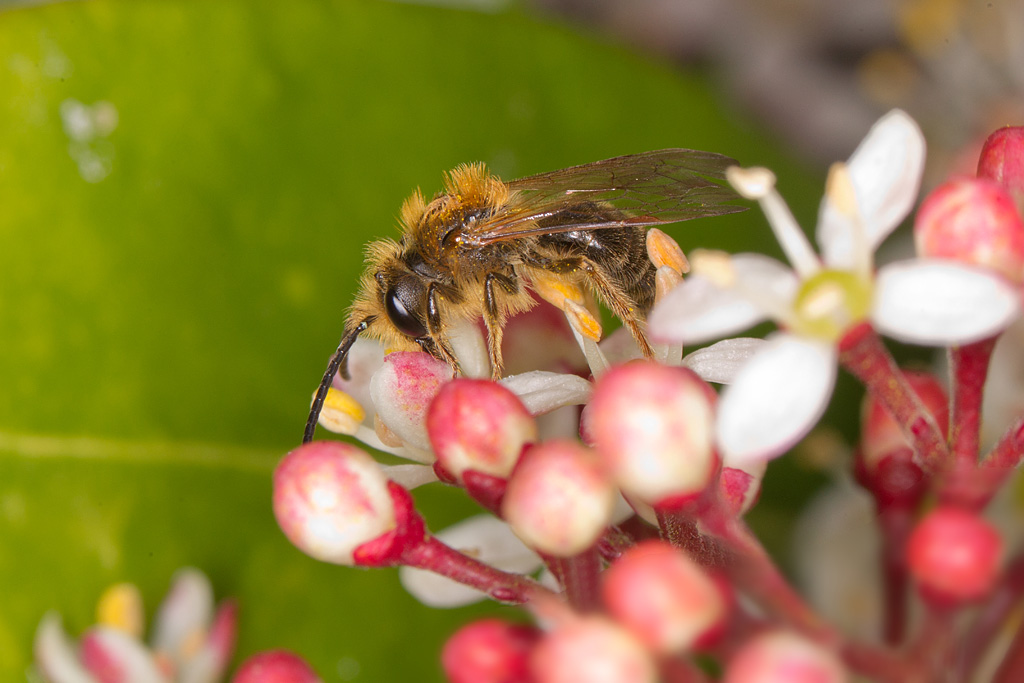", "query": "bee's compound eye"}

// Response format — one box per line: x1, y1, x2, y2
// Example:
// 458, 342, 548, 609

385, 284, 428, 339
